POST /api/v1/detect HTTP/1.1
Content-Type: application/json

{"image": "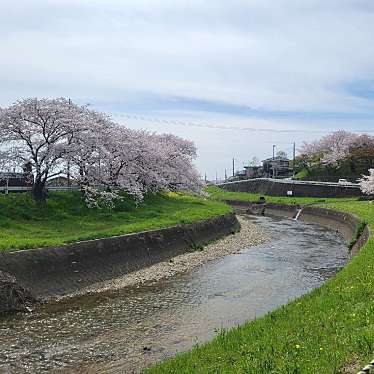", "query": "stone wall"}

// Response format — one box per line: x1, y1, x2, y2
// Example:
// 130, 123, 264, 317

220, 179, 363, 198
0, 213, 240, 300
